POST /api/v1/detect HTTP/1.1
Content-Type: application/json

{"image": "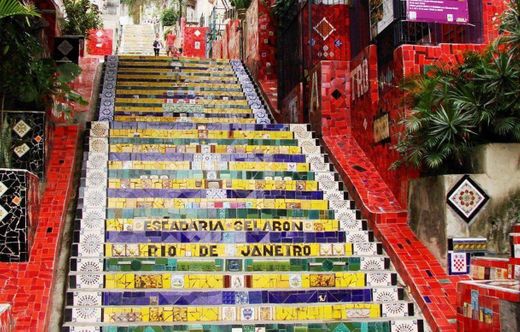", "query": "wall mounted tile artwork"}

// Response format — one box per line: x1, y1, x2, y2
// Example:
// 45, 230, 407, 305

447, 175, 489, 223
448, 252, 470, 275
0, 169, 39, 262
5, 111, 47, 179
